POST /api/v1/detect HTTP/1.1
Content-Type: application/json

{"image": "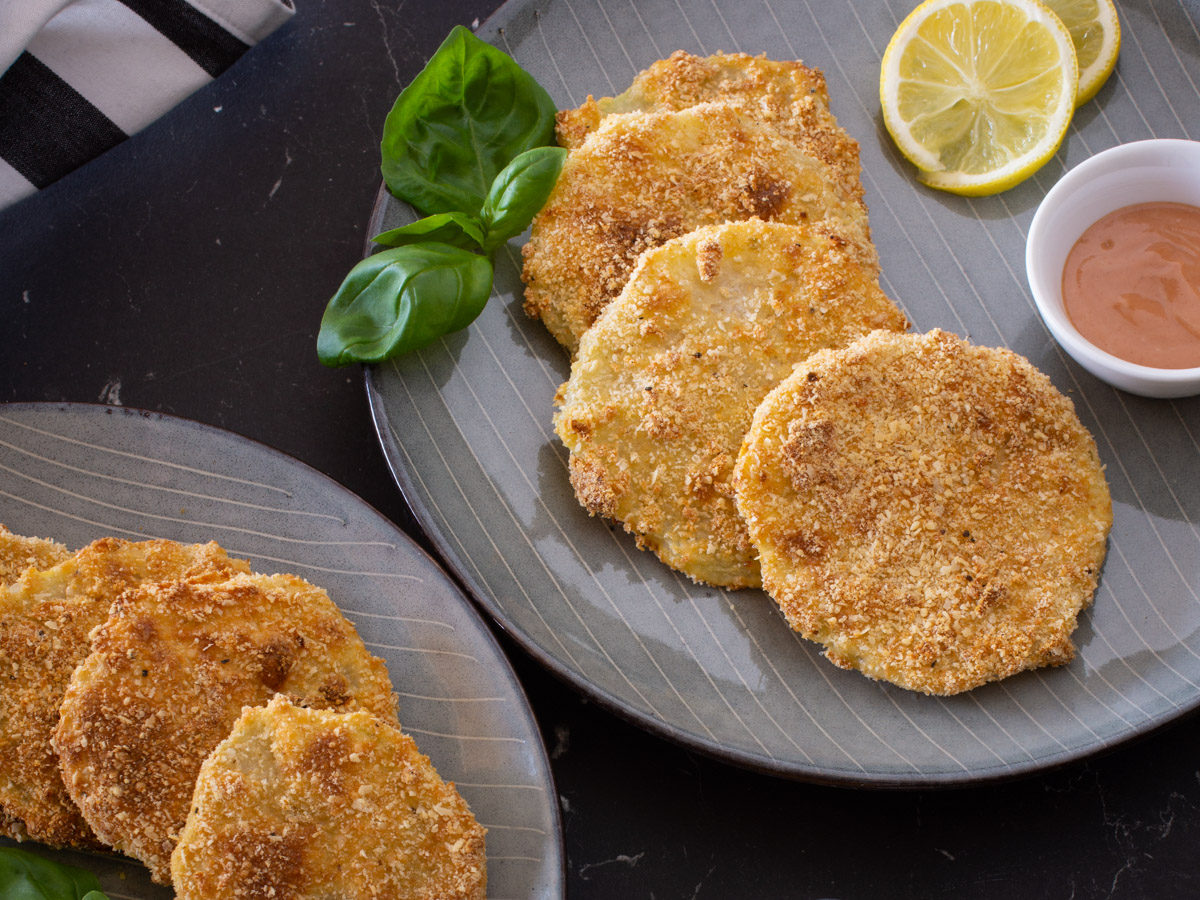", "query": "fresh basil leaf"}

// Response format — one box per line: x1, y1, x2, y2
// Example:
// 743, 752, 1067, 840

0, 847, 108, 900
373, 212, 485, 251
479, 146, 566, 253
317, 243, 494, 366
380, 25, 557, 217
